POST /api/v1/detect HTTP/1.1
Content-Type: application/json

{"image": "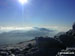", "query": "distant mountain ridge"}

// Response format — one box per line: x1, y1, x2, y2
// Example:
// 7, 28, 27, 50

0, 27, 57, 45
